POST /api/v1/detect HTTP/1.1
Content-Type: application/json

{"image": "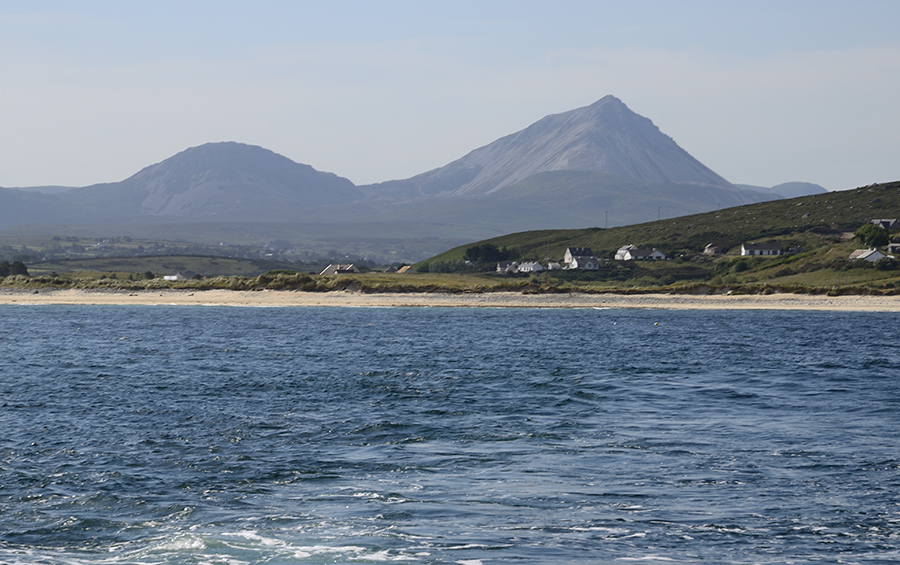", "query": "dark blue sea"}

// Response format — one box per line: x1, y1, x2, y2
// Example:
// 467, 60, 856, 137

1, 304, 899, 564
